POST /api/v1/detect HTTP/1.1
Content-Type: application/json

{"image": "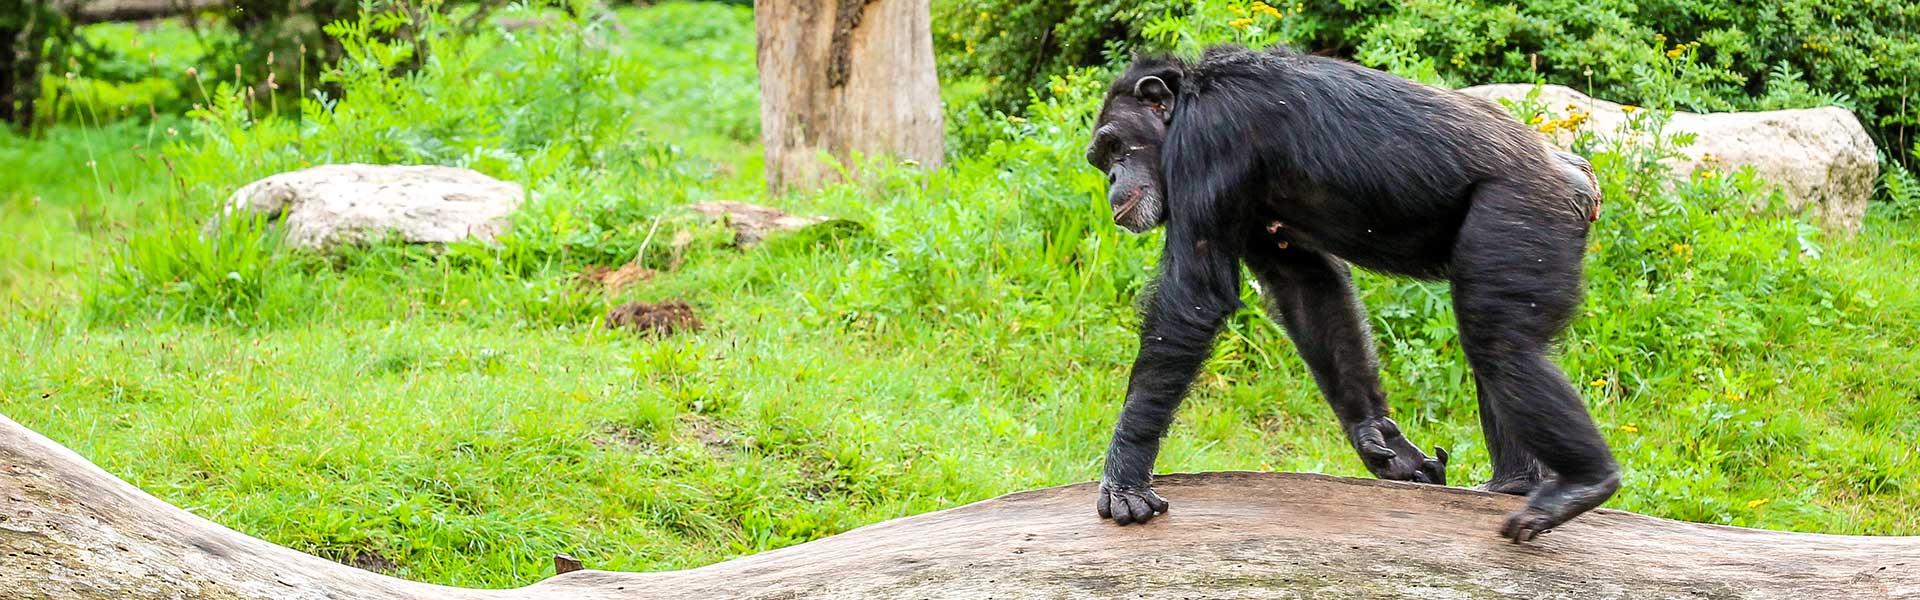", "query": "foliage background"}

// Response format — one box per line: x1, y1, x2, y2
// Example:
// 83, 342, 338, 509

0, 0, 1917, 589
934, 0, 1920, 174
